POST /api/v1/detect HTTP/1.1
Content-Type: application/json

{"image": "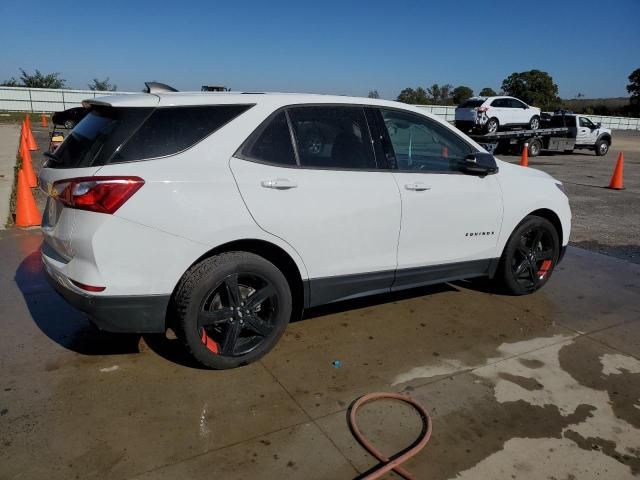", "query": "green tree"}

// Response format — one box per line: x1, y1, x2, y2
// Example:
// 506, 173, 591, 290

1, 77, 20, 87
367, 90, 380, 99
89, 77, 117, 91
501, 70, 560, 108
397, 87, 429, 104
18, 68, 65, 88
479, 87, 497, 97
452, 85, 474, 104
627, 68, 640, 103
